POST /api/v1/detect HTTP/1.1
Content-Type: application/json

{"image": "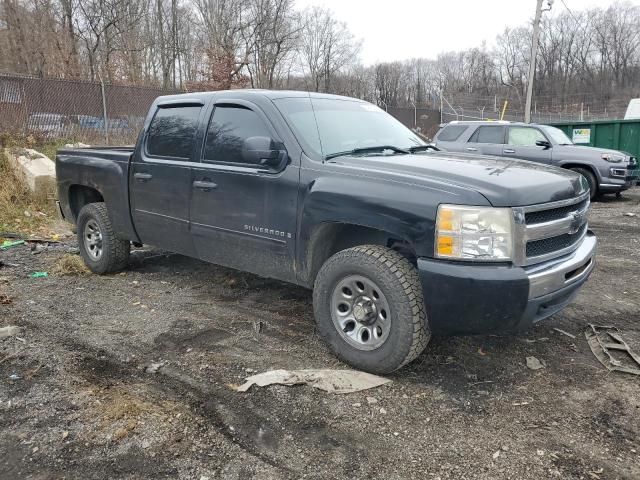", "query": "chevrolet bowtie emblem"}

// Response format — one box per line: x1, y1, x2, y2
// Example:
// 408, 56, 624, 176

569, 211, 585, 234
